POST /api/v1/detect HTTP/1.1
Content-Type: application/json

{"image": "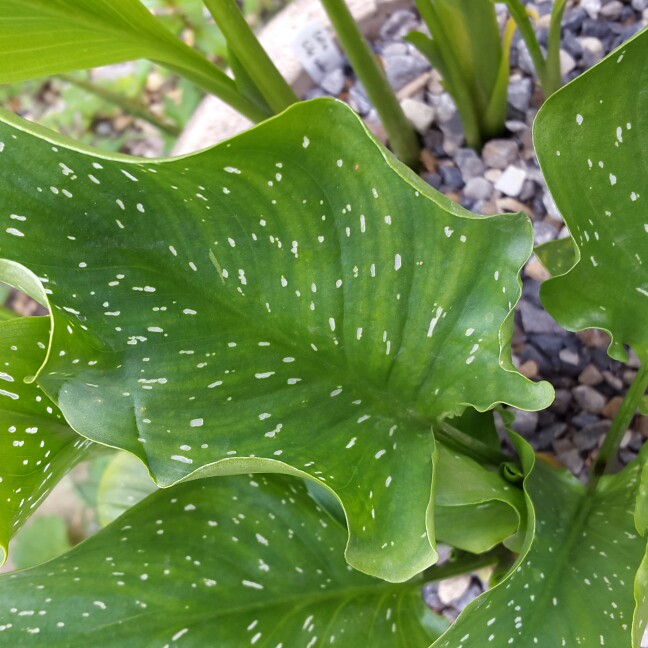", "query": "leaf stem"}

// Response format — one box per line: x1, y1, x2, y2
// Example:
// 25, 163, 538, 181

319, 0, 420, 168
202, 0, 299, 114
436, 421, 510, 467
544, 0, 567, 96
421, 545, 510, 584
590, 362, 648, 488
